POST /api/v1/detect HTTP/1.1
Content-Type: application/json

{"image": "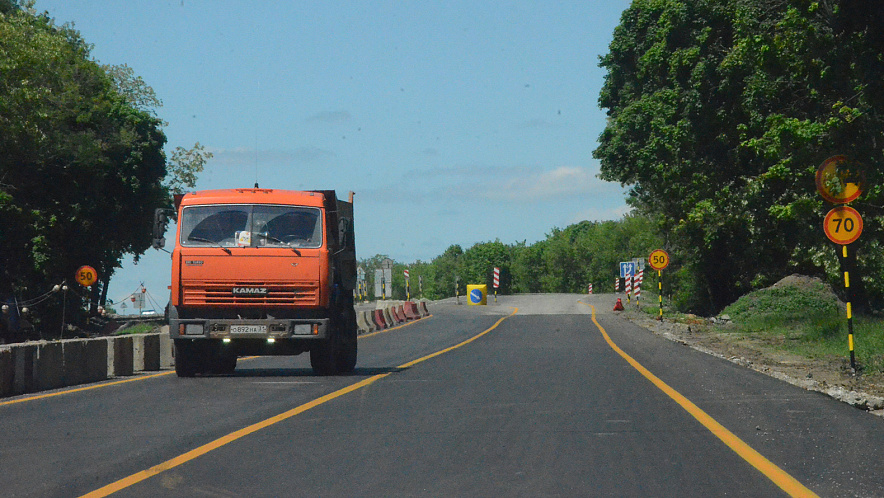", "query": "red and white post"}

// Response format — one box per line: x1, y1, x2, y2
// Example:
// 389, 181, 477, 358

493, 267, 500, 303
